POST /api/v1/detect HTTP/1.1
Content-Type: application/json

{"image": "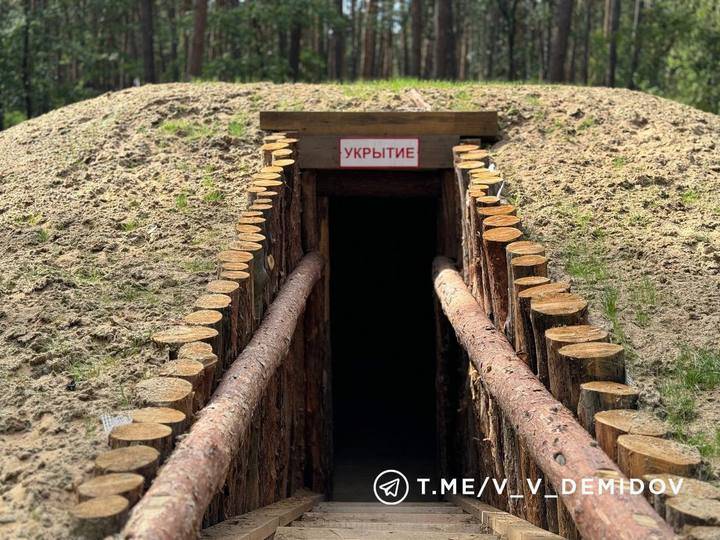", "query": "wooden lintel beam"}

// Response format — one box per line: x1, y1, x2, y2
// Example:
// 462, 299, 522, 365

260, 111, 498, 137
316, 170, 441, 198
